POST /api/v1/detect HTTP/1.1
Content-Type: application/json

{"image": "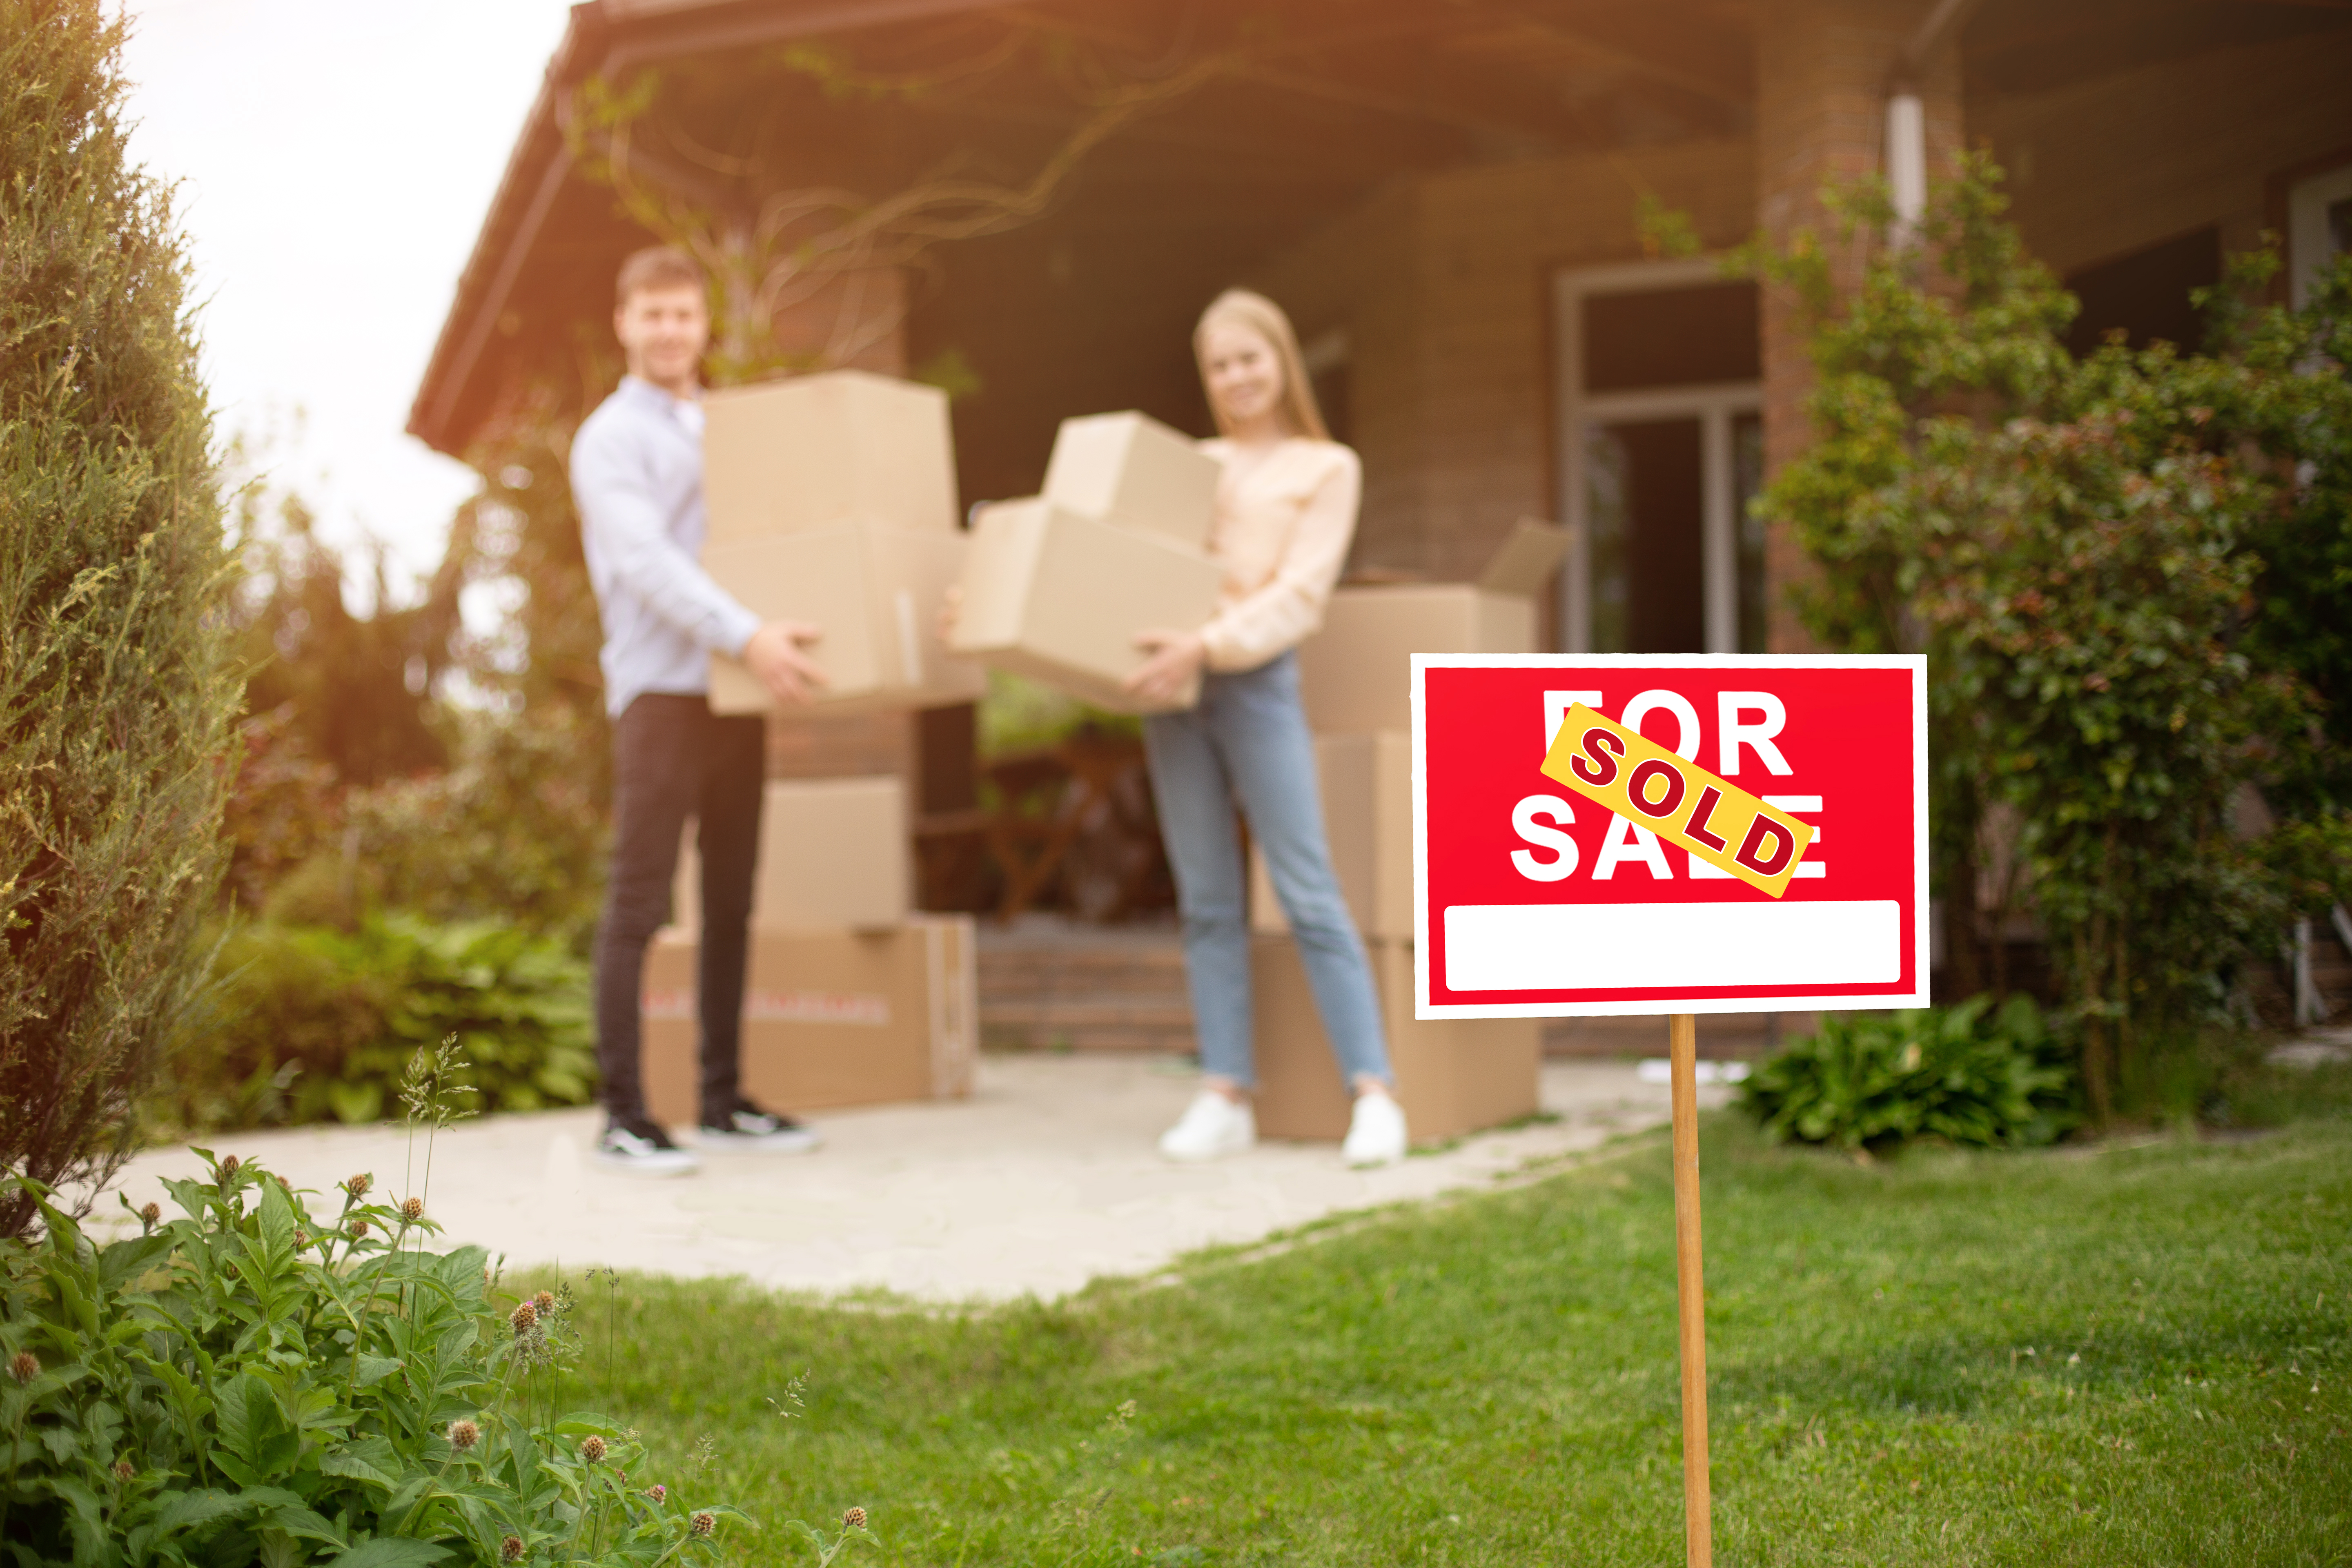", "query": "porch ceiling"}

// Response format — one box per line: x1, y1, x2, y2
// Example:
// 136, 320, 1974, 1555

406, 0, 1760, 458
408, 0, 2351, 466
